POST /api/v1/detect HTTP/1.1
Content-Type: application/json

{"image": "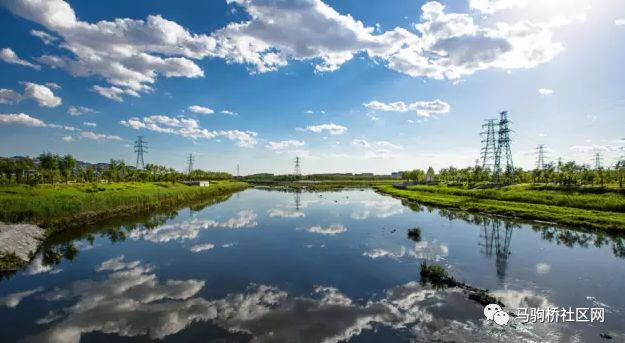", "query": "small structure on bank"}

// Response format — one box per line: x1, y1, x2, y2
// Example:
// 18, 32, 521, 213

425, 167, 436, 183
181, 180, 209, 187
